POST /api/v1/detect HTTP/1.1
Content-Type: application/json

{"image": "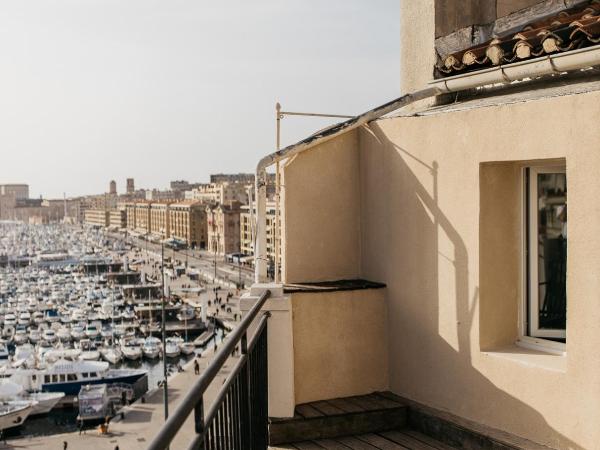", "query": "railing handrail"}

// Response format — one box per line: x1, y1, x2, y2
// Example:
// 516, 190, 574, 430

147, 289, 272, 450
